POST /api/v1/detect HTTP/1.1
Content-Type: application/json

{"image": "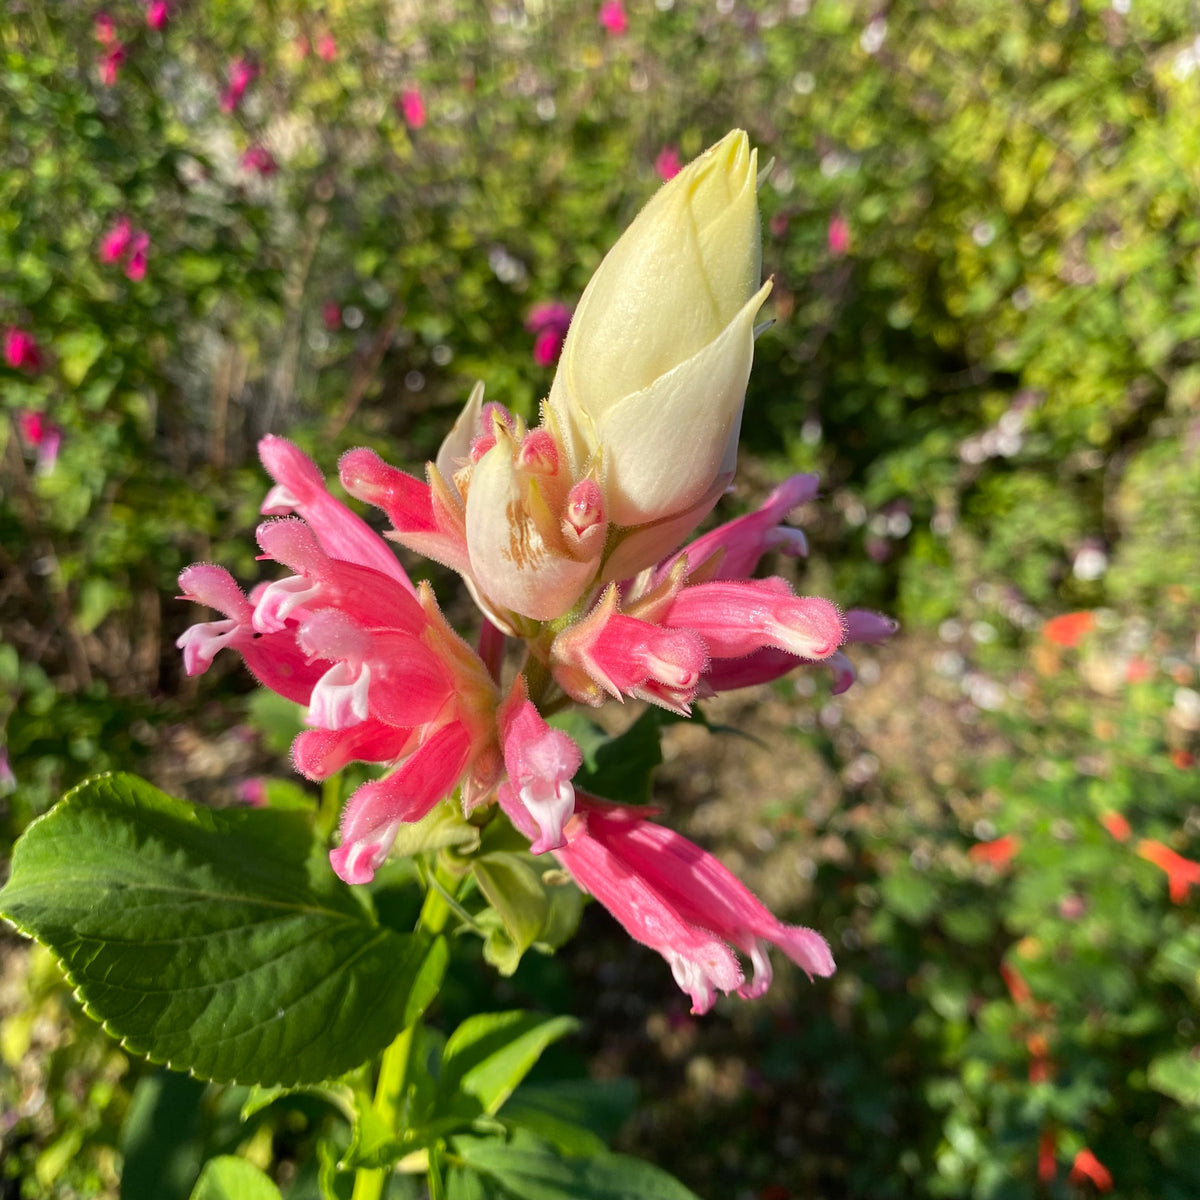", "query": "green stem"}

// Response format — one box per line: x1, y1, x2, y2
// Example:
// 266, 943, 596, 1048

349, 862, 462, 1200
